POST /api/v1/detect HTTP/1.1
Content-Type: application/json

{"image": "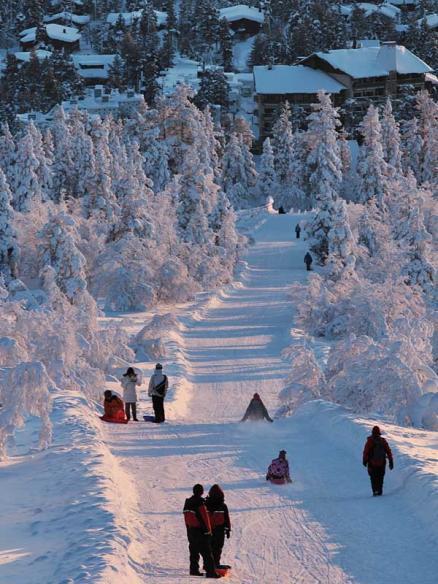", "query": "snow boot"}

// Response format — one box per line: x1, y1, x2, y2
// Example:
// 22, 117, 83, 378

218, 565, 231, 569
190, 571, 204, 576
206, 573, 222, 579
